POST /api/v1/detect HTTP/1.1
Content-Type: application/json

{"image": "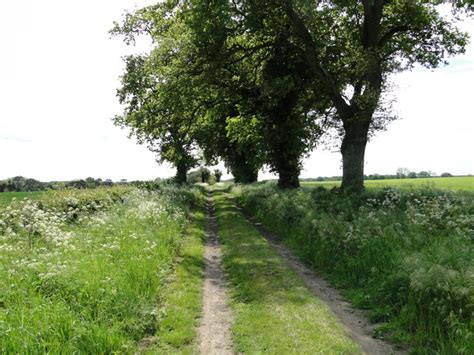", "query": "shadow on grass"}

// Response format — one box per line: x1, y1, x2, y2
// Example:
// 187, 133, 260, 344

215, 201, 313, 307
